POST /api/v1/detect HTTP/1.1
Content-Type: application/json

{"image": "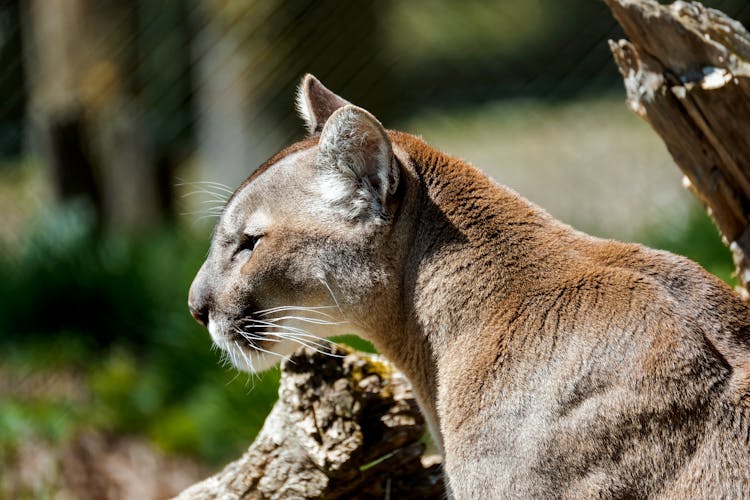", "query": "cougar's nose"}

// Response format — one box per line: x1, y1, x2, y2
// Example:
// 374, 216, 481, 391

189, 304, 209, 327
188, 268, 212, 328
